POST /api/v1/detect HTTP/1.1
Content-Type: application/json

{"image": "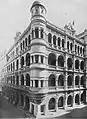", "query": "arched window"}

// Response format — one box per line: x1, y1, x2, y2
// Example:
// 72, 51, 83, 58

78, 46, 79, 54
67, 95, 73, 107
81, 76, 84, 86
41, 29, 44, 38
58, 37, 61, 46
21, 74, 24, 85
58, 55, 64, 67
58, 75, 64, 86
23, 40, 25, 49
83, 48, 84, 55
21, 56, 24, 68
20, 43, 22, 50
58, 97, 64, 108
16, 59, 19, 70
62, 39, 64, 48
26, 74, 30, 86
70, 43, 72, 51
67, 58, 72, 69
35, 27, 39, 38
48, 53, 56, 66
25, 38, 27, 47
48, 98, 56, 110
26, 53, 30, 66
11, 63, 12, 71
75, 44, 77, 52
75, 94, 79, 105
75, 60, 79, 69
48, 33, 52, 44
16, 75, 19, 85
75, 76, 79, 86
32, 29, 34, 39
80, 61, 84, 70
67, 75, 72, 87
67, 41, 69, 50
13, 62, 15, 70
80, 47, 82, 54
48, 74, 56, 87
53, 35, 56, 45
28, 35, 31, 45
